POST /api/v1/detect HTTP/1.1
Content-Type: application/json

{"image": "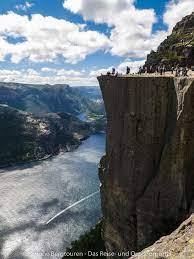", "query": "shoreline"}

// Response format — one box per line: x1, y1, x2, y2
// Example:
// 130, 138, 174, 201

0, 133, 105, 171
0, 143, 80, 171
